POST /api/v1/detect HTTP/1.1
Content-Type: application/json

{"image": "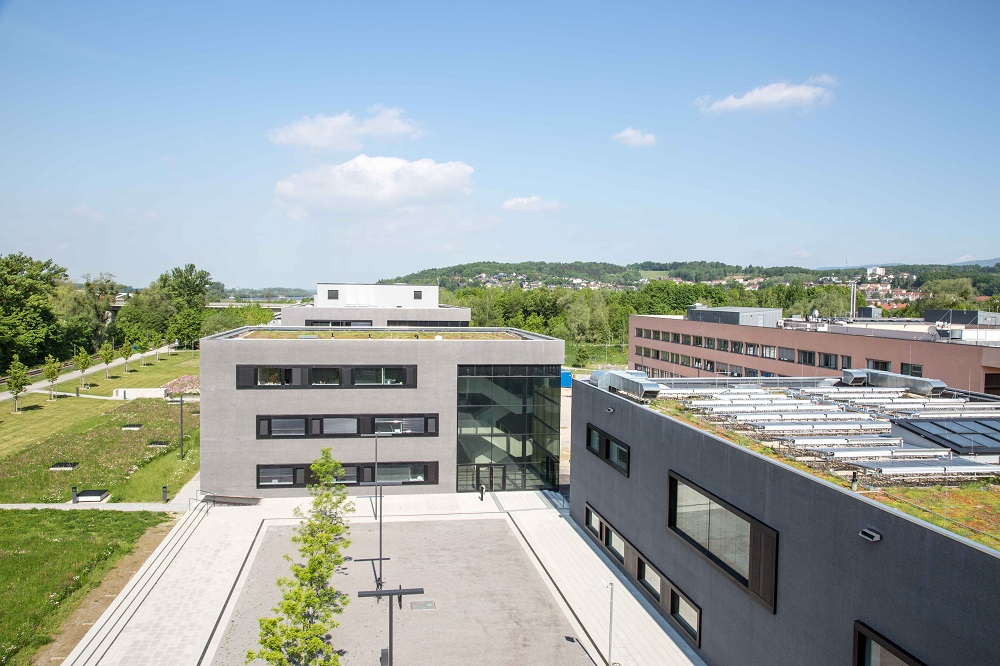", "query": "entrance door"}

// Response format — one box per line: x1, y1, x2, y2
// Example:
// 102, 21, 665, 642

476, 464, 506, 492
